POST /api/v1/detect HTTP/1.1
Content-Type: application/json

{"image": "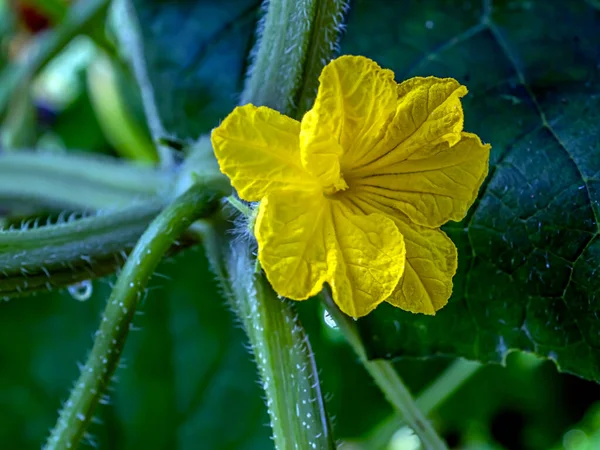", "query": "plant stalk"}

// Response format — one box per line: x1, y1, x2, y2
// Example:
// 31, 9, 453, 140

199, 223, 335, 450
323, 291, 449, 450
241, 0, 348, 118
0, 151, 172, 210
44, 184, 218, 450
